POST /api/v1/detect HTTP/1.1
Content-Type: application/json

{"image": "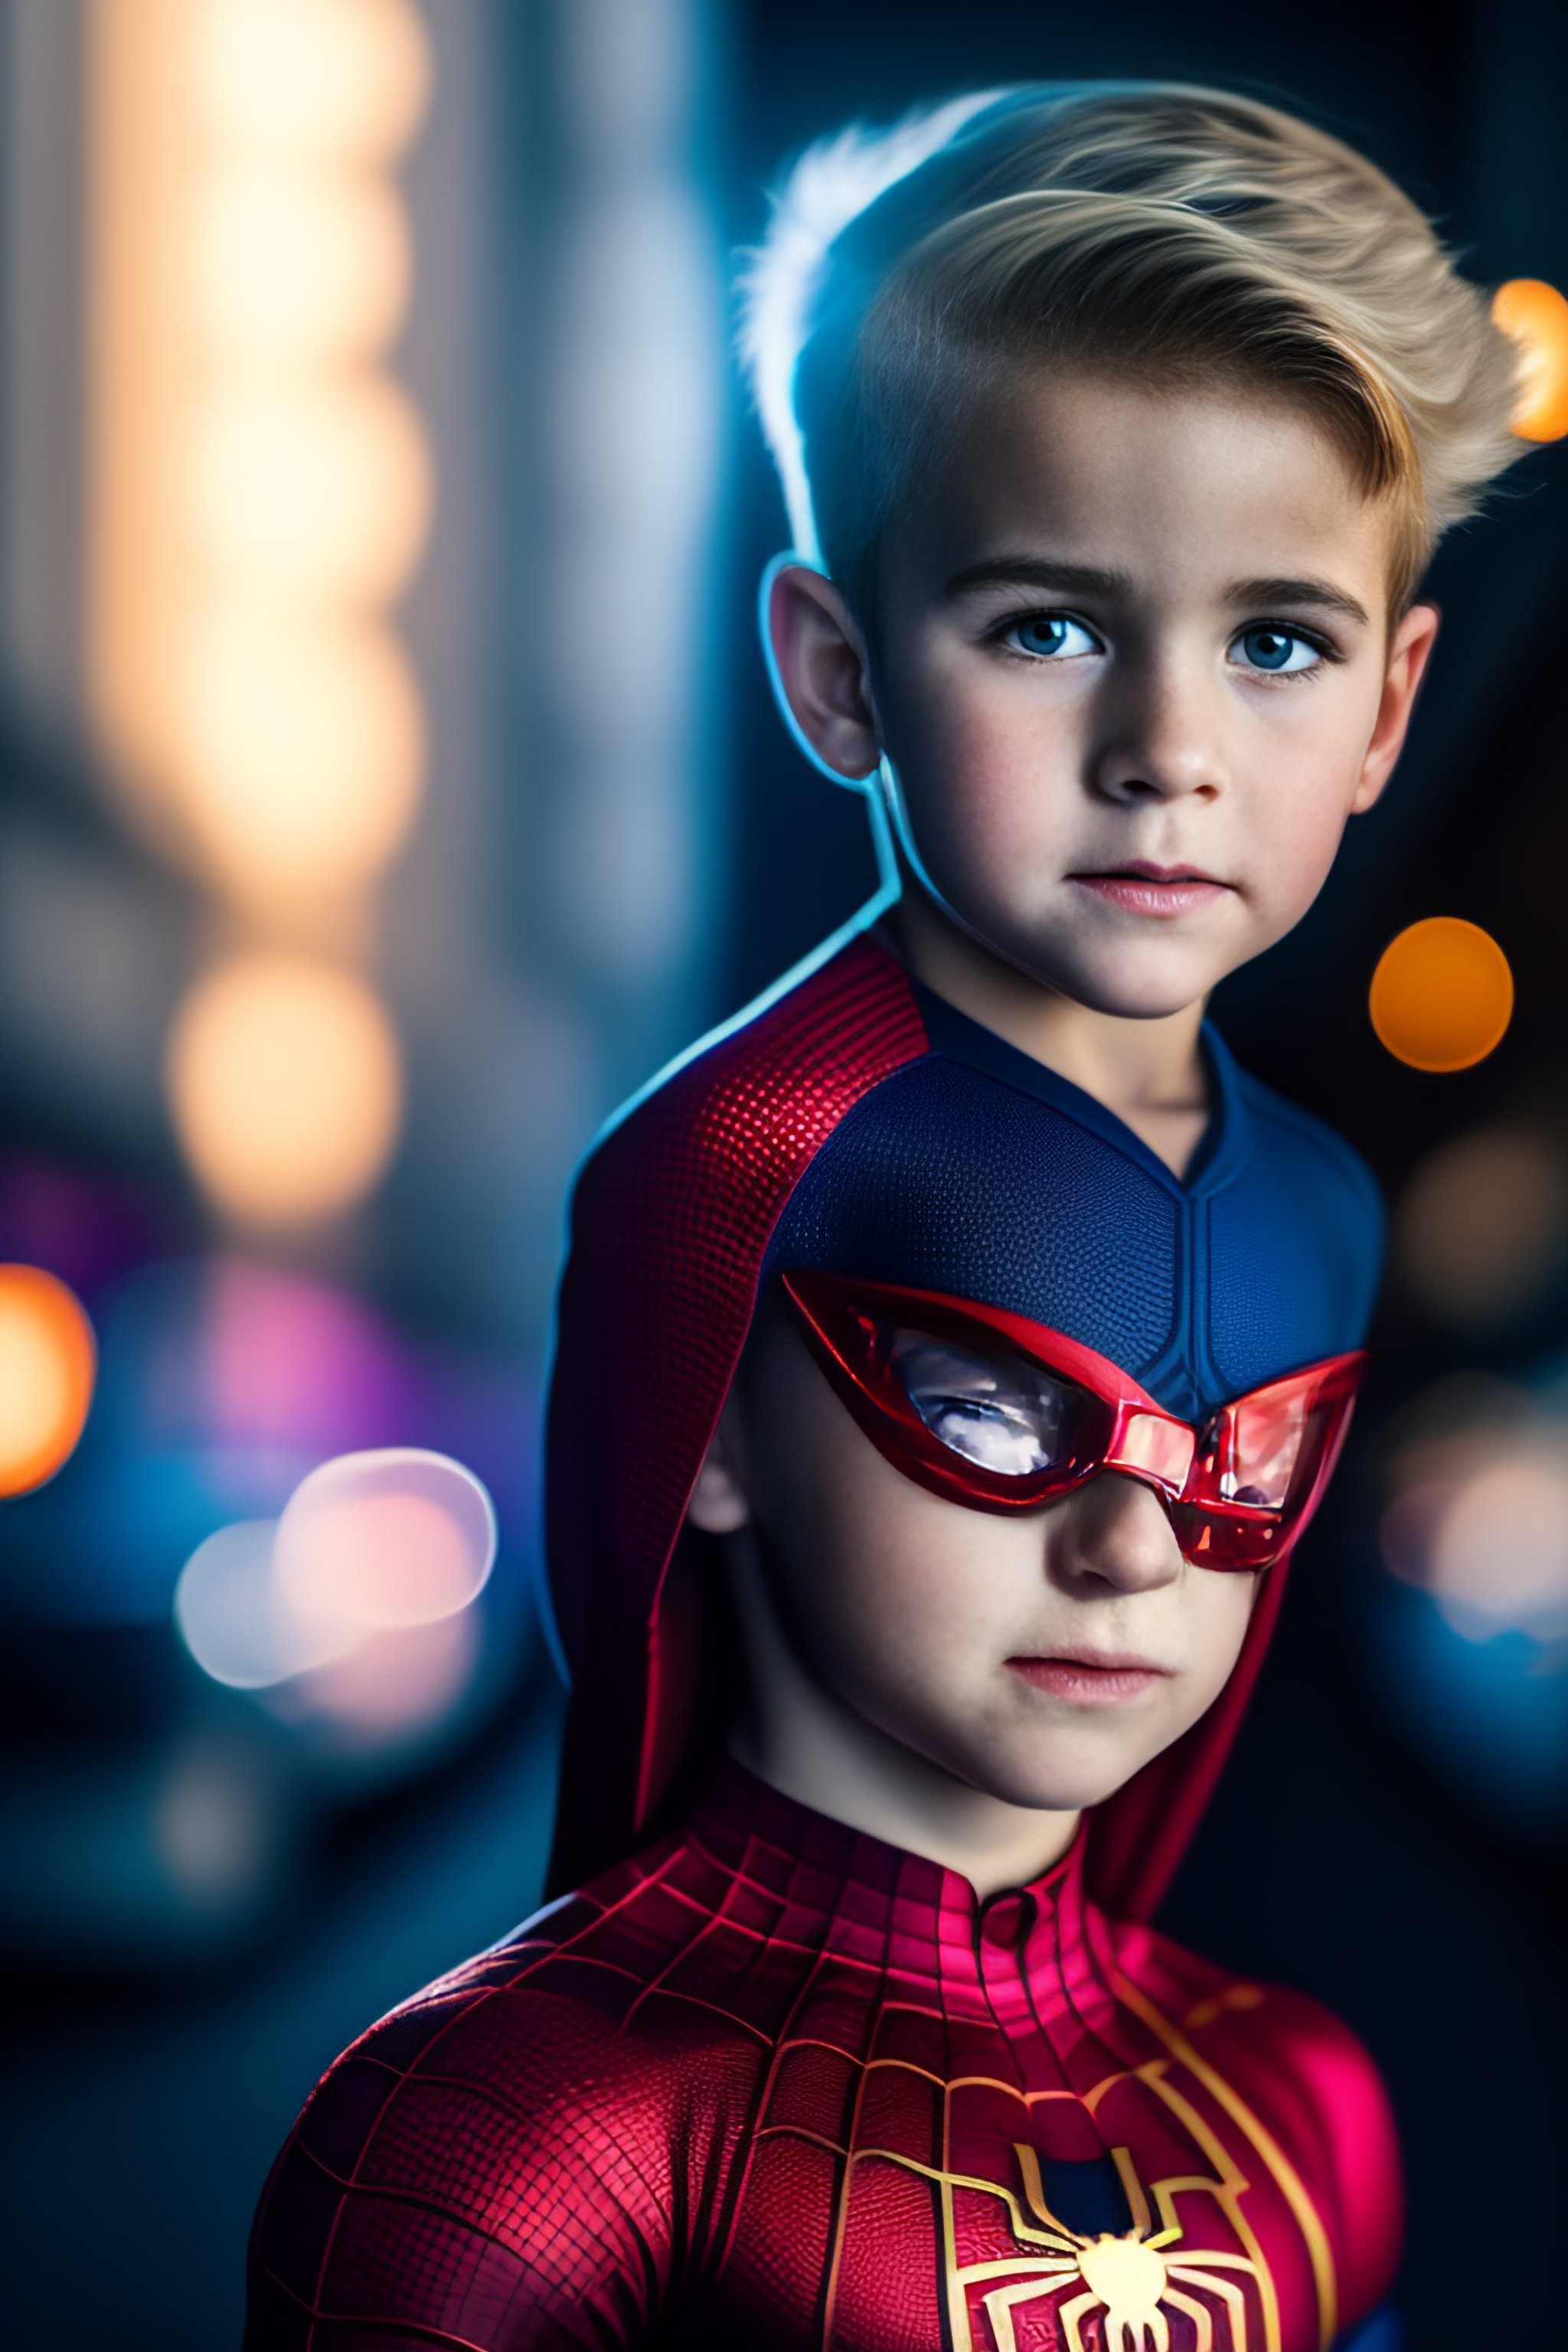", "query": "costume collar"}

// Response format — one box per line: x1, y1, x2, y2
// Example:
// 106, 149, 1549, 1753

681, 1756, 1119, 2036
910, 976, 1252, 1199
